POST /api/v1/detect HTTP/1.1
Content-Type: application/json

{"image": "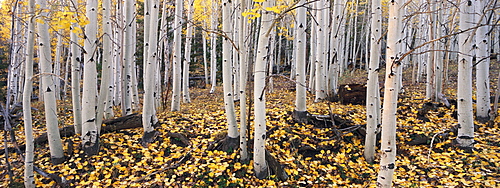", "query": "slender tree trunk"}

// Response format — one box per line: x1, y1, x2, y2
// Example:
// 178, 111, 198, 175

455, 0, 475, 148
81, 0, 100, 156
183, 0, 194, 103
222, 0, 239, 140
70, 0, 82, 135
365, 0, 382, 164
23, 0, 36, 186
95, 0, 113, 133
475, 0, 490, 120
122, 0, 135, 115
294, 0, 307, 119
253, 0, 273, 179
142, 0, 160, 144
209, 5, 218, 94
171, 0, 183, 111
376, 0, 401, 186
36, 0, 65, 164
238, 0, 249, 162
